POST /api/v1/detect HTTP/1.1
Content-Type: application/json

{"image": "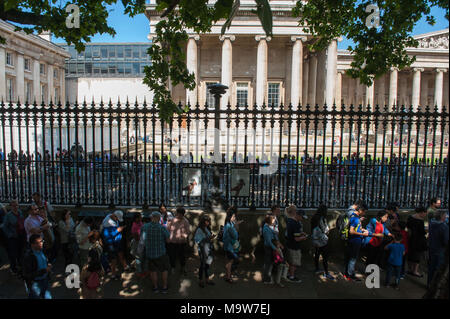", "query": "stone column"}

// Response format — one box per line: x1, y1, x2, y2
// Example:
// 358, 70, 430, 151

336, 70, 345, 109
377, 74, 386, 106
325, 39, 337, 108
388, 67, 398, 111
60, 67, 65, 104
434, 68, 447, 112
302, 56, 309, 106
33, 59, 41, 104
412, 68, 424, 111
290, 36, 306, 108
47, 65, 54, 103
255, 35, 271, 106
15, 53, 25, 102
0, 47, 6, 101
220, 35, 235, 109
365, 82, 375, 108
308, 53, 318, 106
186, 35, 200, 106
